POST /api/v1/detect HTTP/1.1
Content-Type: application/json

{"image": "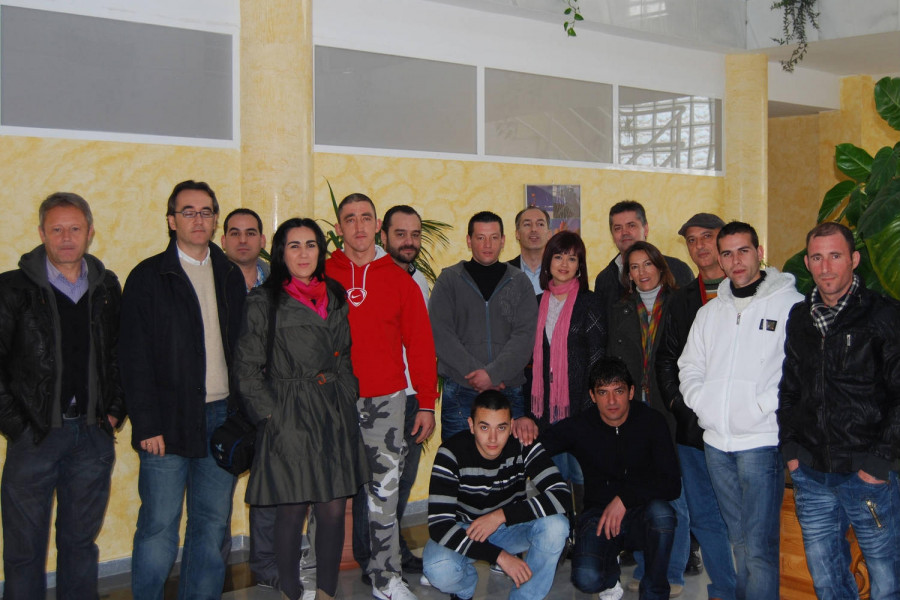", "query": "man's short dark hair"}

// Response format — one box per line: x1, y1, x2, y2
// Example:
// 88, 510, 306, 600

514, 206, 550, 229
608, 200, 647, 230
806, 222, 855, 255
470, 389, 512, 419
166, 180, 220, 239
589, 357, 634, 391
39, 192, 93, 229
224, 208, 263, 235
716, 221, 759, 250
467, 211, 504, 237
337, 193, 378, 221
382, 205, 421, 234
